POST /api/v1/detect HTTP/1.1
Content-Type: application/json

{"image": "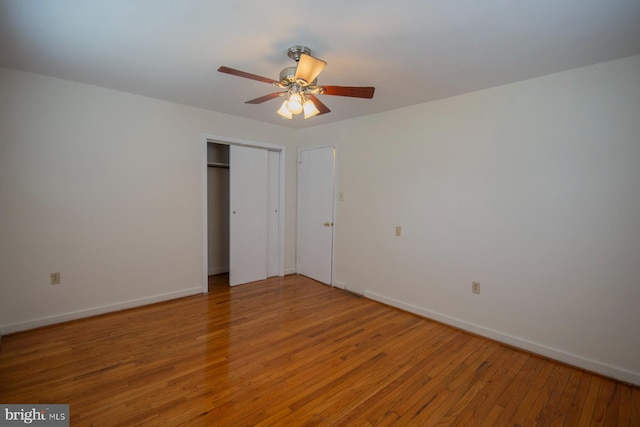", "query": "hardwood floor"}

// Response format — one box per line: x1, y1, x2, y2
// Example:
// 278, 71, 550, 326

1, 274, 638, 426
